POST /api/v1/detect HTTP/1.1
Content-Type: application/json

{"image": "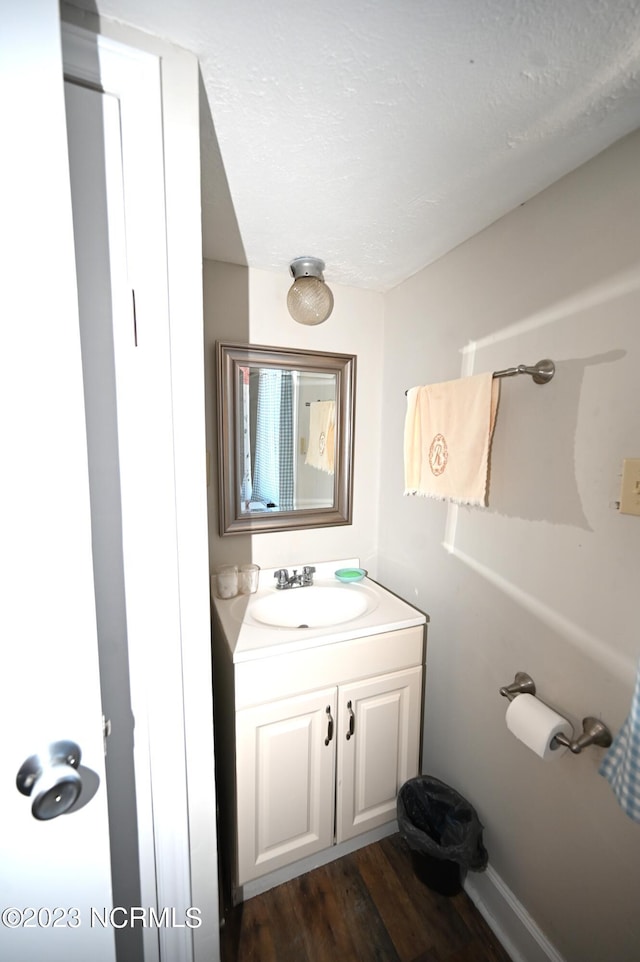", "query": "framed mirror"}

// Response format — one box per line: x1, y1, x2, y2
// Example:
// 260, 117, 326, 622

216, 342, 356, 535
